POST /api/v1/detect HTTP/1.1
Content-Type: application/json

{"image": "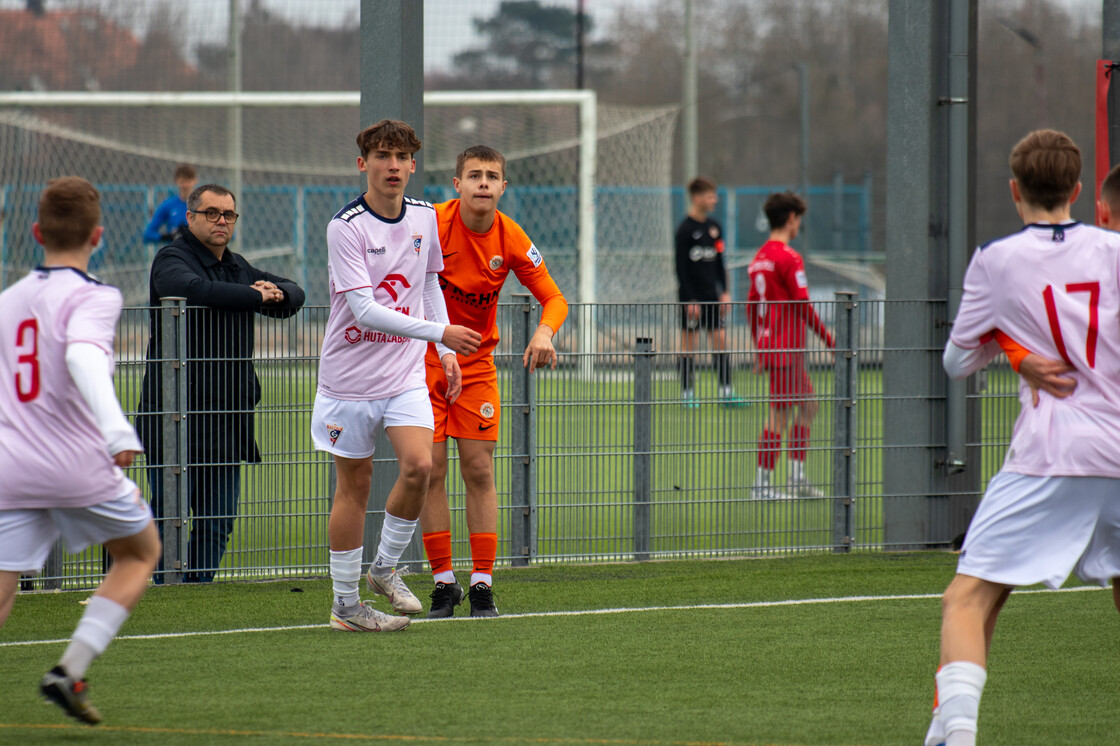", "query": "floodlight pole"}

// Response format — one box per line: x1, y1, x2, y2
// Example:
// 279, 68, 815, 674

228, 0, 243, 207
682, 0, 698, 181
